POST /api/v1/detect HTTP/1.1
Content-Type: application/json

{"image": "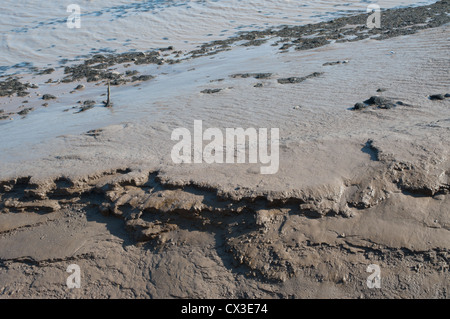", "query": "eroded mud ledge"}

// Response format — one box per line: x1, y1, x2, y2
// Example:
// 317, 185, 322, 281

0, 139, 448, 297
0, 1, 449, 299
